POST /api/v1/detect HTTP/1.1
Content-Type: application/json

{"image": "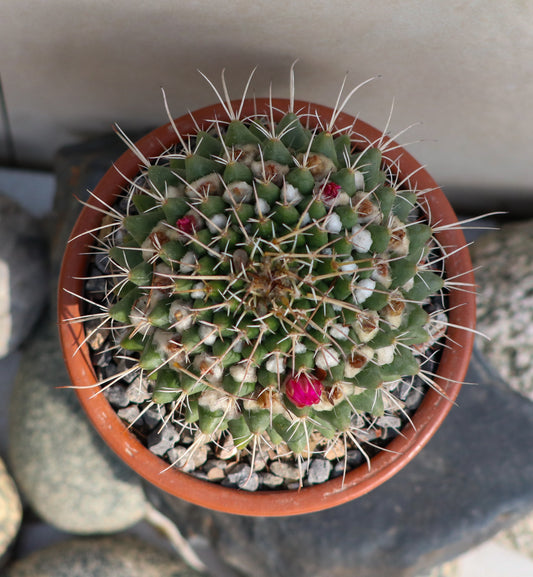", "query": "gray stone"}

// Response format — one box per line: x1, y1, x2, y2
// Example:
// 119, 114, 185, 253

0, 457, 22, 564
168, 445, 208, 472
147, 424, 180, 456
103, 383, 130, 408
471, 220, 533, 400
4, 534, 204, 577
8, 315, 147, 534
223, 464, 259, 491
145, 346, 533, 577
0, 194, 48, 358
258, 472, 284, 488
126, 376, 152, 403
269, 461, 301, 481
116, 405, 141, 424
143, 405, 167, 430
494, 512, 533, 561
307, 459, 332, 485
